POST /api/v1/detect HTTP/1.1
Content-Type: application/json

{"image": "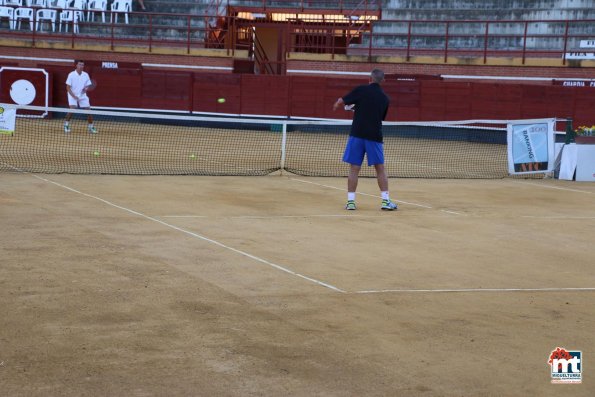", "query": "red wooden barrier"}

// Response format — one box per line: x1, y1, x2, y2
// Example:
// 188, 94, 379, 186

1, 64, 593, 126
